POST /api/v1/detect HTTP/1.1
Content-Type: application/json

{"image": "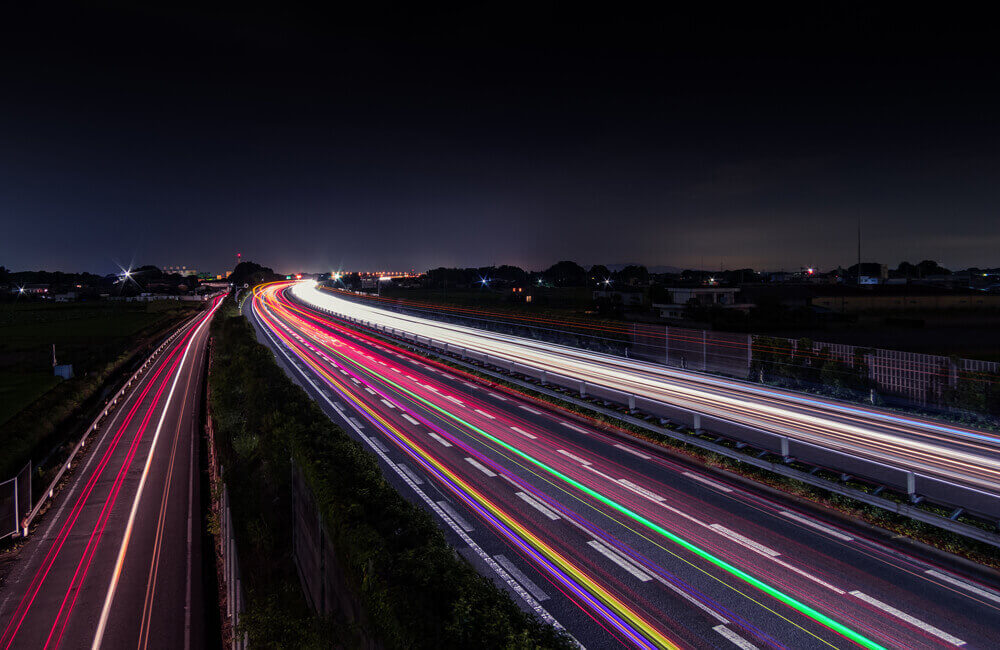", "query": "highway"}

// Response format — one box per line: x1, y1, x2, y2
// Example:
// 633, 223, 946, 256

251, 281, 1000, 649
289, 282, 1000, 497
0, 296, 221, 650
